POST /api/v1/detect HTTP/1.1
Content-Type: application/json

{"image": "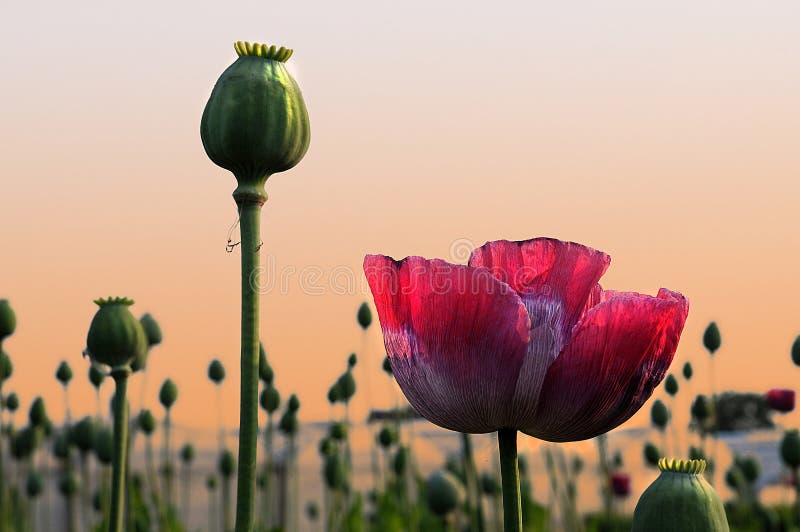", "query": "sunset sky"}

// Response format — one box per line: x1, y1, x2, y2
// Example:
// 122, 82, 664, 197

1, 1, 799, 435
